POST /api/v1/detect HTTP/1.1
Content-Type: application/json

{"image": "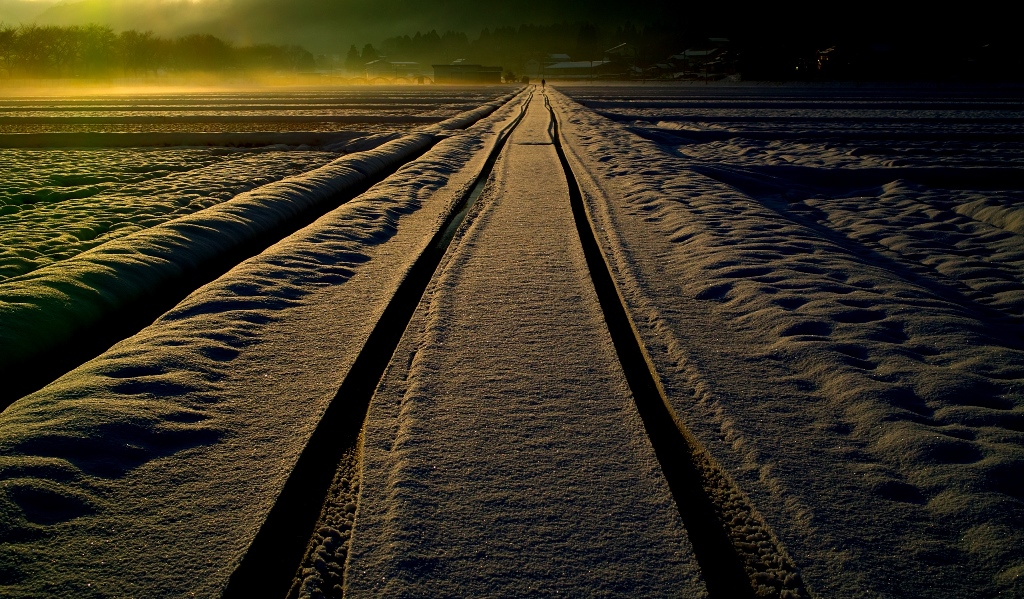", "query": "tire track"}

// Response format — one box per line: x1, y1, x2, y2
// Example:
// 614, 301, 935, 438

1, 96, 518, 413
222, 92, 532, 599
544, 94, 810, 599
